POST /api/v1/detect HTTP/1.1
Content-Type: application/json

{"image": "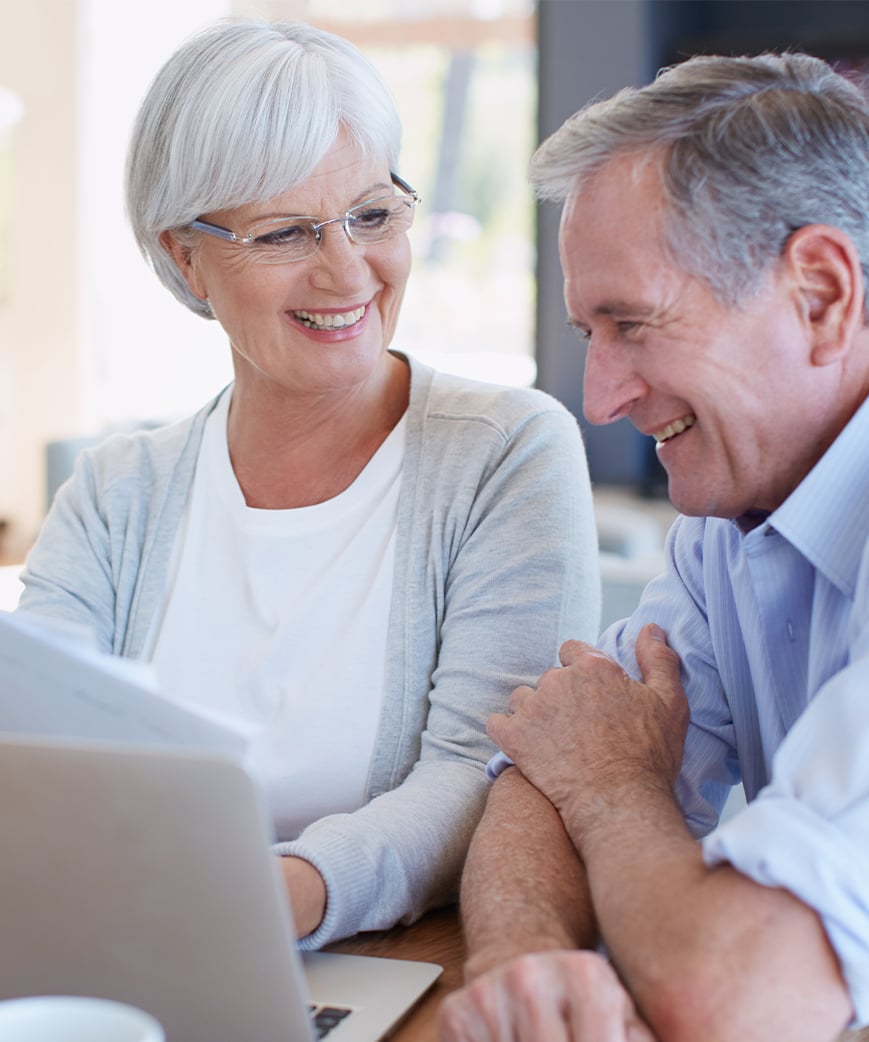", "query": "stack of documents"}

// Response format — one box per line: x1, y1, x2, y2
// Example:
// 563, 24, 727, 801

0, 611, 252, 757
